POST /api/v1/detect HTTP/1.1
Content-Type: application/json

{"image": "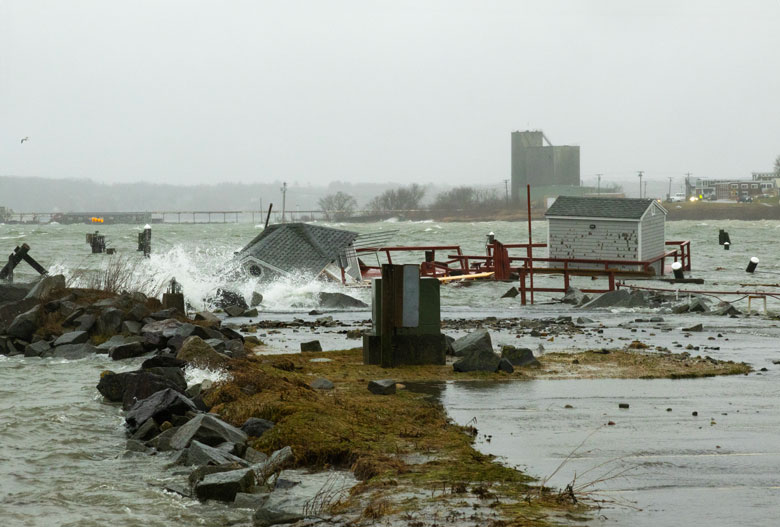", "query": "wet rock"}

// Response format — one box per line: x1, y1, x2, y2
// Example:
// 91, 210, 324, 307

54, 330, 89, 347
497, 358, 514, 373
683, 324, 703, 332
253, 507, 303, 527
242, 308, 258, 318
24, 274, 66, 300
711, 302, 741, 316
97, 307, 123, 335
194, 311, 221, 327
317, 292, 368, 309
582, 289, 631, 309
130, 418, 160, 441
368, 379, 396, 395
619, 403, 630, 409
300, 340, 322, 352
52, 342, 97, 359
311, 378, 334, 390
168, 413, 248, 450
250, 292, 263, 307
224, 339, 246, 358
176, 336, 230, 369
205, 338, 227, 353
125, 388, 198, 432
141, 319, 183, 341
576, 317, 595, 324
649, 316, 665, 322
108, 341, 146, 360
175, 323, 211, 340
97, 370, 186, 410
233, 492, 268, 510
219, 326, 244, 342
223, 305, 245, 317
241, 417, 274, 438
96, 335, 142, 354
500, 346, 540, 367
7, 305, 41, 341
562, 287, 586, 305
0, 282, 35, 303
501, 286, 519, 299
688, 296, 711, 313
194, 466, 256, 502
24, 339, 51, 357
74, 313, 97, 332
122, 320, 143, 335
242, 448, 268, 466
182, 440, 248, 467
125, 303, 151, 323
149, 308, 179, 320
141, 355, 187, 369
315, 315, 334, 326
453, 346, 501, 373
308, 309, 321, 316
450, 328, 493, 358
